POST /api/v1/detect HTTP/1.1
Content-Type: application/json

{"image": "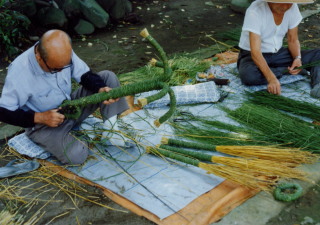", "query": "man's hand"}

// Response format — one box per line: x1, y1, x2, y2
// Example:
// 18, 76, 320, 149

98, 86, 119, 105
288, 58, 302, 75
34, 109, 65, 127
267, 78, 281, 95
